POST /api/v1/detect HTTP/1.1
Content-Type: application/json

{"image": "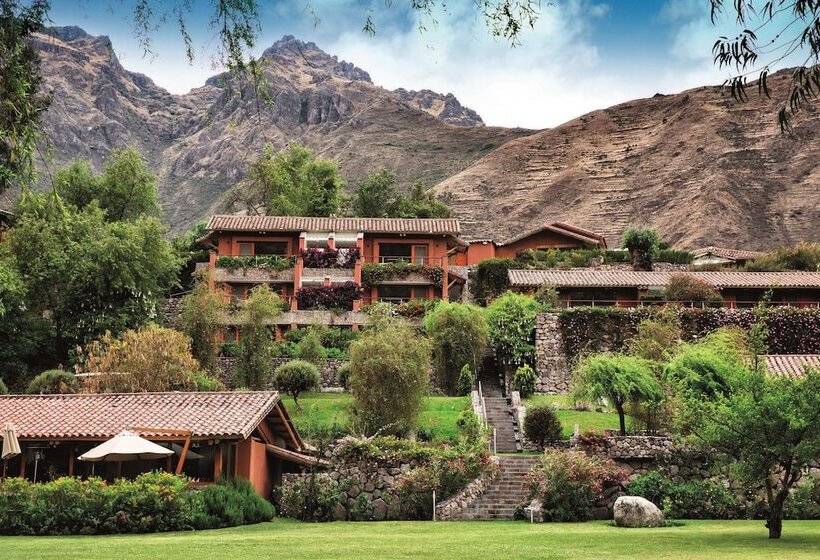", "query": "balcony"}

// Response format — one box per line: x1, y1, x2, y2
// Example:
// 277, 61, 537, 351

366, 255, 446, 266
360, 259, 444, 288
212, 255, 296, 284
